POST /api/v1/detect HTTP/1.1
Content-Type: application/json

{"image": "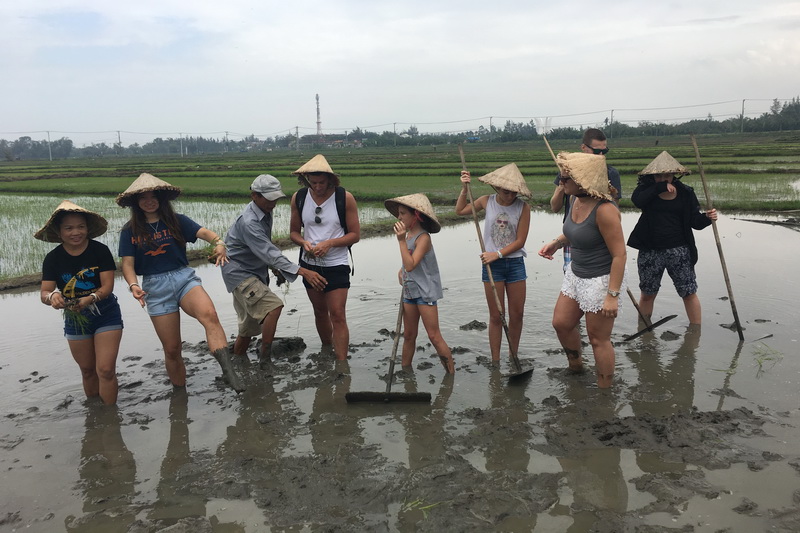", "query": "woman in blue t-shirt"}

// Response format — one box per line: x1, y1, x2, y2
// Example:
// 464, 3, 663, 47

117, 173, 245, 393
37, 201, 123, 404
